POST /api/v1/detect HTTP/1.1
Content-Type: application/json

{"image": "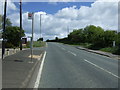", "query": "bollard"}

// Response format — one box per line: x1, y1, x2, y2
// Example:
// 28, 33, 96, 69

7, 49, 9, 56
14, 48, 16, 53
